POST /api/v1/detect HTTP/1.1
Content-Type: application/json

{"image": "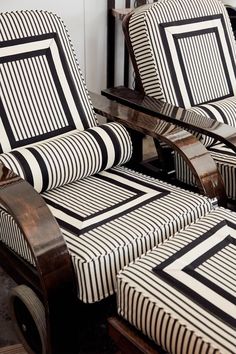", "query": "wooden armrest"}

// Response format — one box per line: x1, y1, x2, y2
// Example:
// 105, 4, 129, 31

0, 163, 75, 353
102, 87, 236, 153
90, 92, 226, 204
